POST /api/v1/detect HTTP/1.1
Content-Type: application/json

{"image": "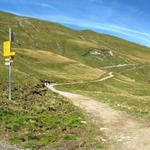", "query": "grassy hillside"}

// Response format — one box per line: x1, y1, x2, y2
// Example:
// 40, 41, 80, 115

0, 47, 104, 149
1, 11, 150, 69
0, 47, 104, 83
0, 46, 104, 149
1, 10, 150, 149
0, 80, 104, 149
0, 11, 106, 149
